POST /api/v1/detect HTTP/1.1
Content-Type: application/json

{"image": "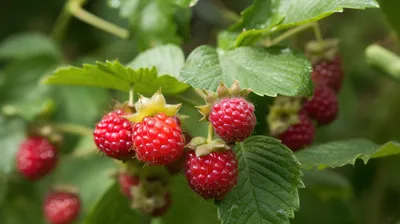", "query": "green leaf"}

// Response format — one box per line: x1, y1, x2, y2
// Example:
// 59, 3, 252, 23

380, 0, 400, 36
216, 136, 303, 224
295, 139, 400, 170
109, 0, 183, 49
172, 0, 198, 7
0, 33, 61, 60
234, 0, 379, 46
42, 60, 189, 96
128, 44, 185, 79
85, 184, 141, 224
162, 176, 219, 224
302, 169, 352, 201
56, 153, 116, 215
181, 46, 313, 97
0, 116, 25, 174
